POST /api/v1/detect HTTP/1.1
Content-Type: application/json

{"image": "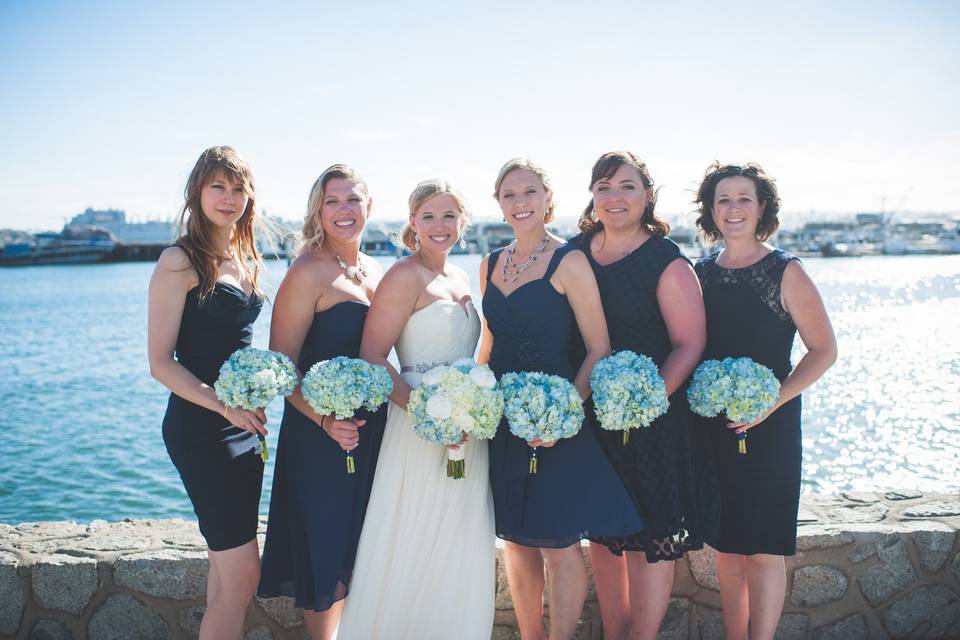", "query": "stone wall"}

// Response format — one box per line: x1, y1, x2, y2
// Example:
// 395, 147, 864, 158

1, 492, 958, 639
